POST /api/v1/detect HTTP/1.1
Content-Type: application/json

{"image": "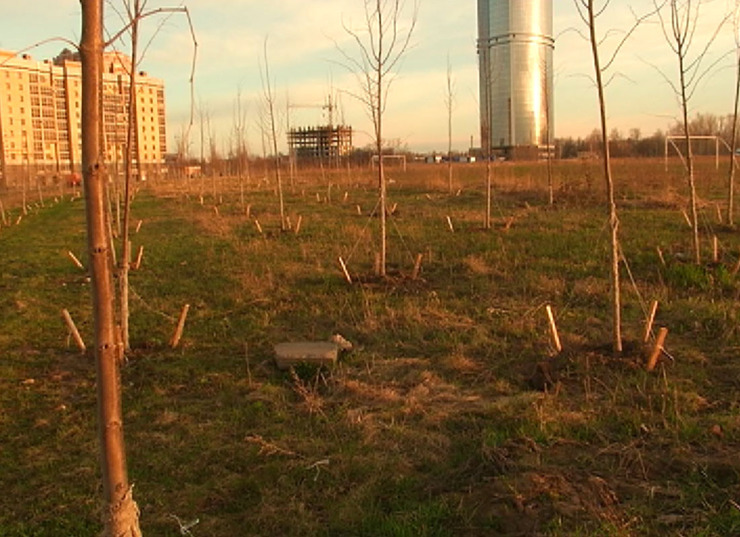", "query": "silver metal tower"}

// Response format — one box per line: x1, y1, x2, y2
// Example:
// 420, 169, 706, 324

477, 0, 554, 159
